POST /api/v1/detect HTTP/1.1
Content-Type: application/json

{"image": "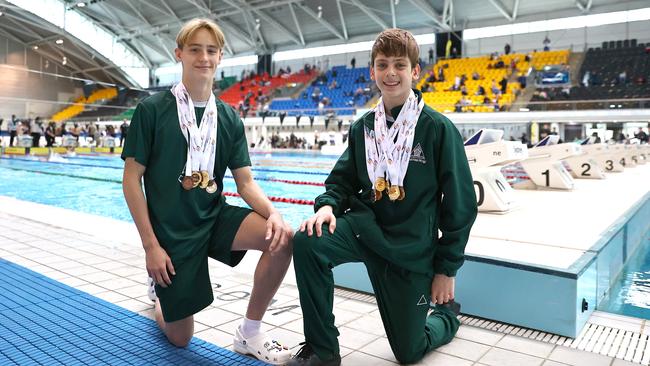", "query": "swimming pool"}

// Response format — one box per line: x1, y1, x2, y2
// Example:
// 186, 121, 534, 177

1, 152, 649, 322
0, 152, 331, 228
